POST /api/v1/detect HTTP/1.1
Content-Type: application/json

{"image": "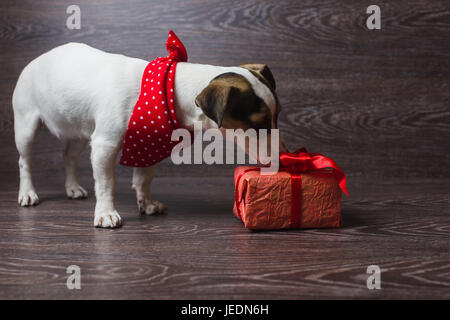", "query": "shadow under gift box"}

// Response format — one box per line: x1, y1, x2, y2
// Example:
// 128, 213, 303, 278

233, 166, 342, 230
